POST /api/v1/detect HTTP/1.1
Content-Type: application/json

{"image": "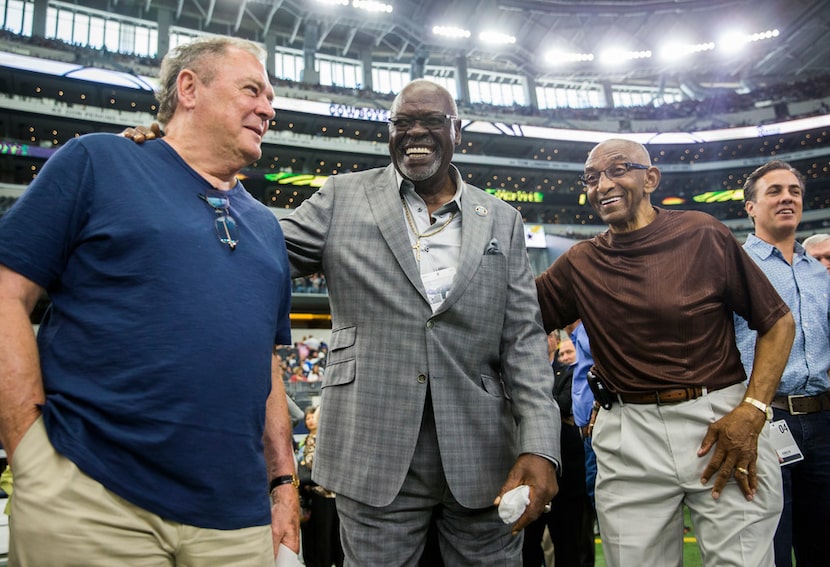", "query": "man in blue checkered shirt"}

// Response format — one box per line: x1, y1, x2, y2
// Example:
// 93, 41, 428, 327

734, 160, 830, 567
